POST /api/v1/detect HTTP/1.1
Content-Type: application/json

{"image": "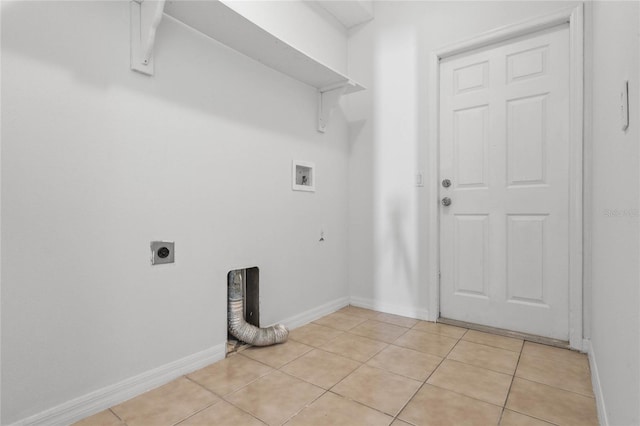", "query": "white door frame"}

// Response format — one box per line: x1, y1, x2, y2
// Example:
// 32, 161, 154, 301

426, 5, 585, 350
